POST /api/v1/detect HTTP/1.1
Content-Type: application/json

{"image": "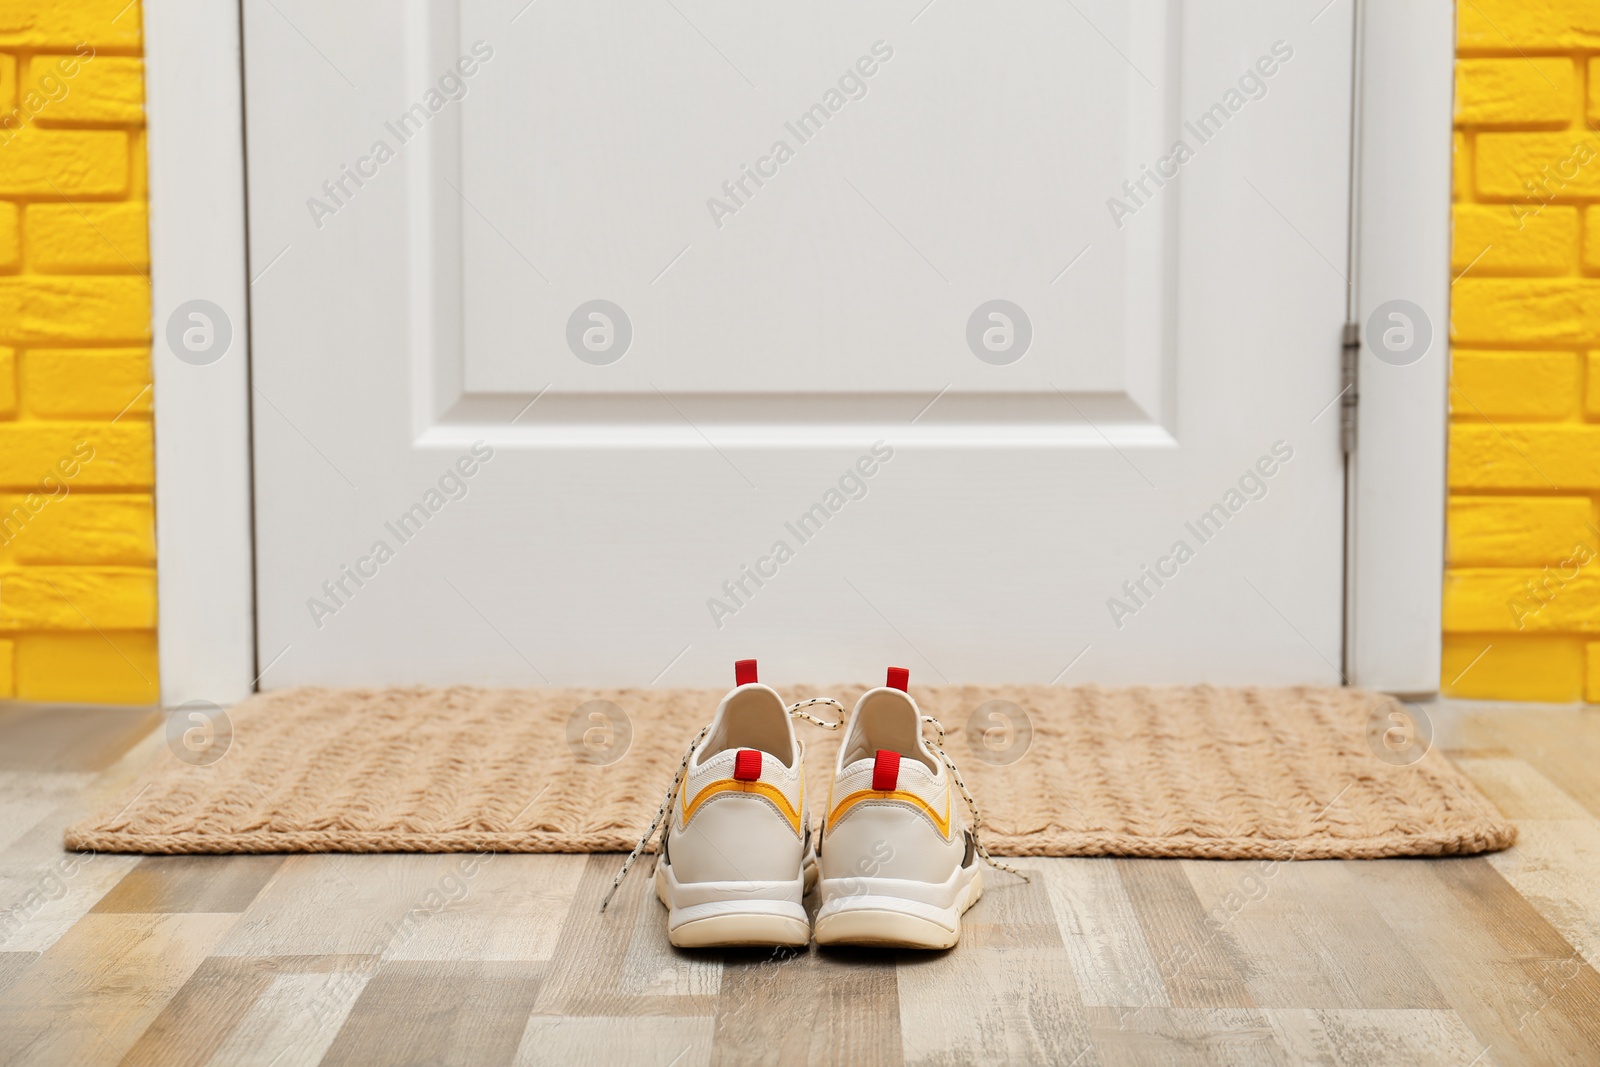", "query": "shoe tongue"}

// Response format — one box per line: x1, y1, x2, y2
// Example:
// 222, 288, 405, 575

700, 746, 780, 783
842, 749, 932, 791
